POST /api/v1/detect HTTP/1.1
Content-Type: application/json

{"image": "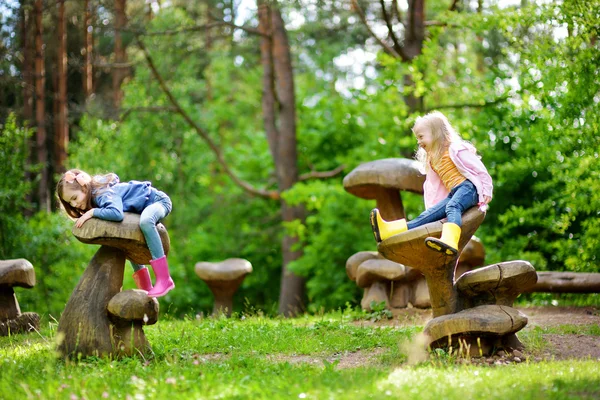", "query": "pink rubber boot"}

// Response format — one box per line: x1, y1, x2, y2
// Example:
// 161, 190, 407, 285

147, 256, 175, 297
132, 267, 153, 291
